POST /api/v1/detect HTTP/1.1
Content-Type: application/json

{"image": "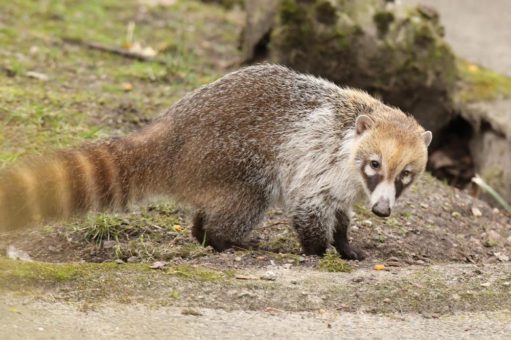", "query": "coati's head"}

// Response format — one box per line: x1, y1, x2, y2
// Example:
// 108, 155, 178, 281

353, 112, 432, 217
